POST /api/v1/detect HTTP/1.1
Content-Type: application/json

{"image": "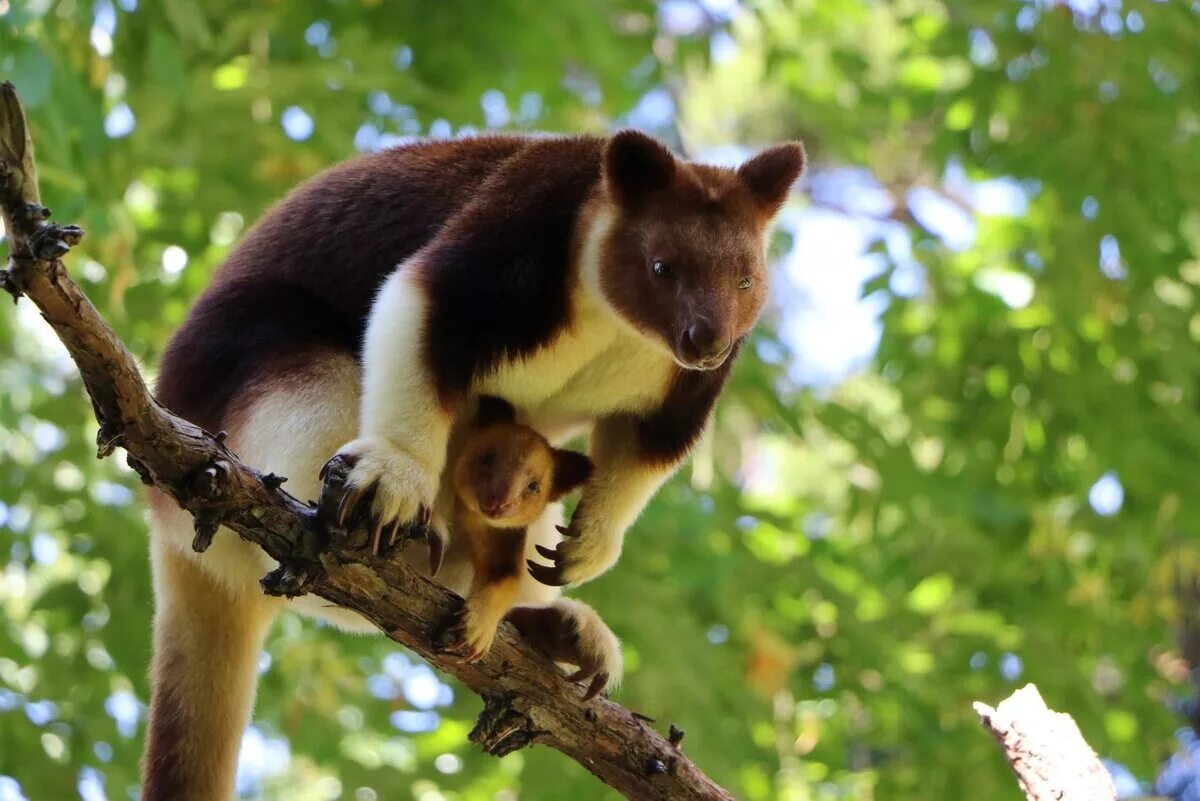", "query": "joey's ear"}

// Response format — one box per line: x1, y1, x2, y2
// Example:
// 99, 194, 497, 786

738, 142, 806, 215
549, 449, 593, 500
604, 129, 677, 203
474, 396, 515, 427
